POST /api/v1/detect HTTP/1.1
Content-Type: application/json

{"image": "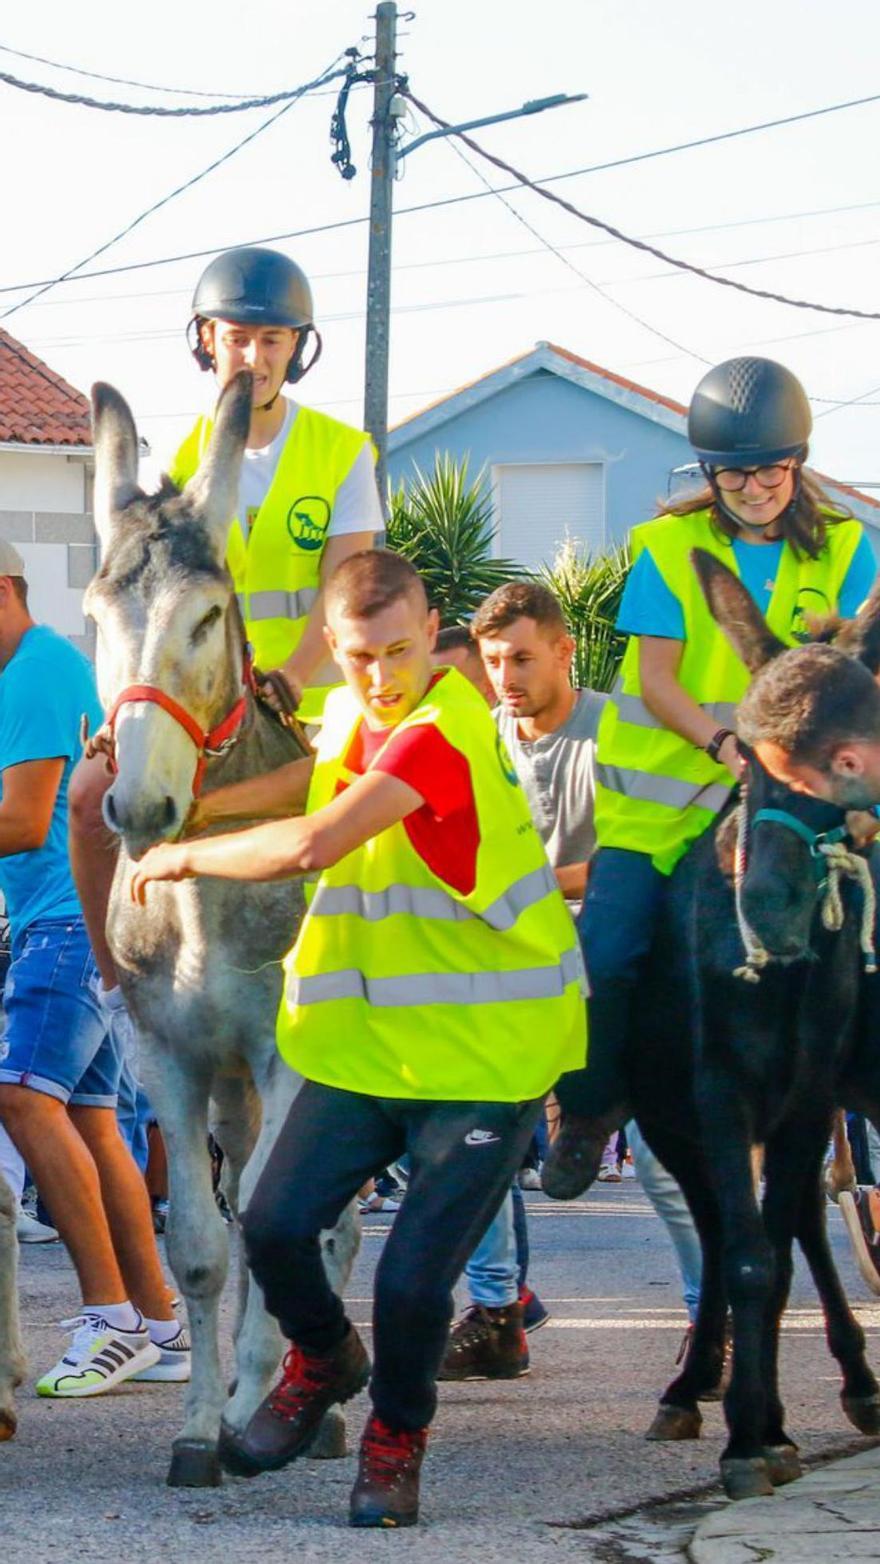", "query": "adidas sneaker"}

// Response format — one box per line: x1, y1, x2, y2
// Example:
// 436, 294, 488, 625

36, 1312, 160, 1398
131, 1323, 191, 1383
